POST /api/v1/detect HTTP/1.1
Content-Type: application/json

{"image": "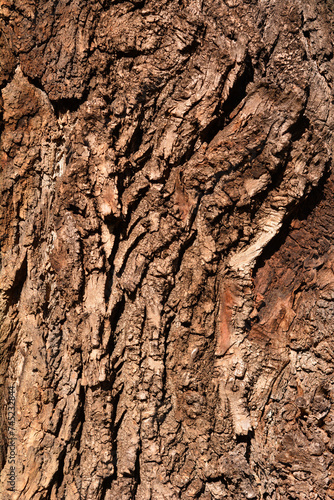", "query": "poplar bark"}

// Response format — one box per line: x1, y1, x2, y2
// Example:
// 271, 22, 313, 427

1, 1, 334, 498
